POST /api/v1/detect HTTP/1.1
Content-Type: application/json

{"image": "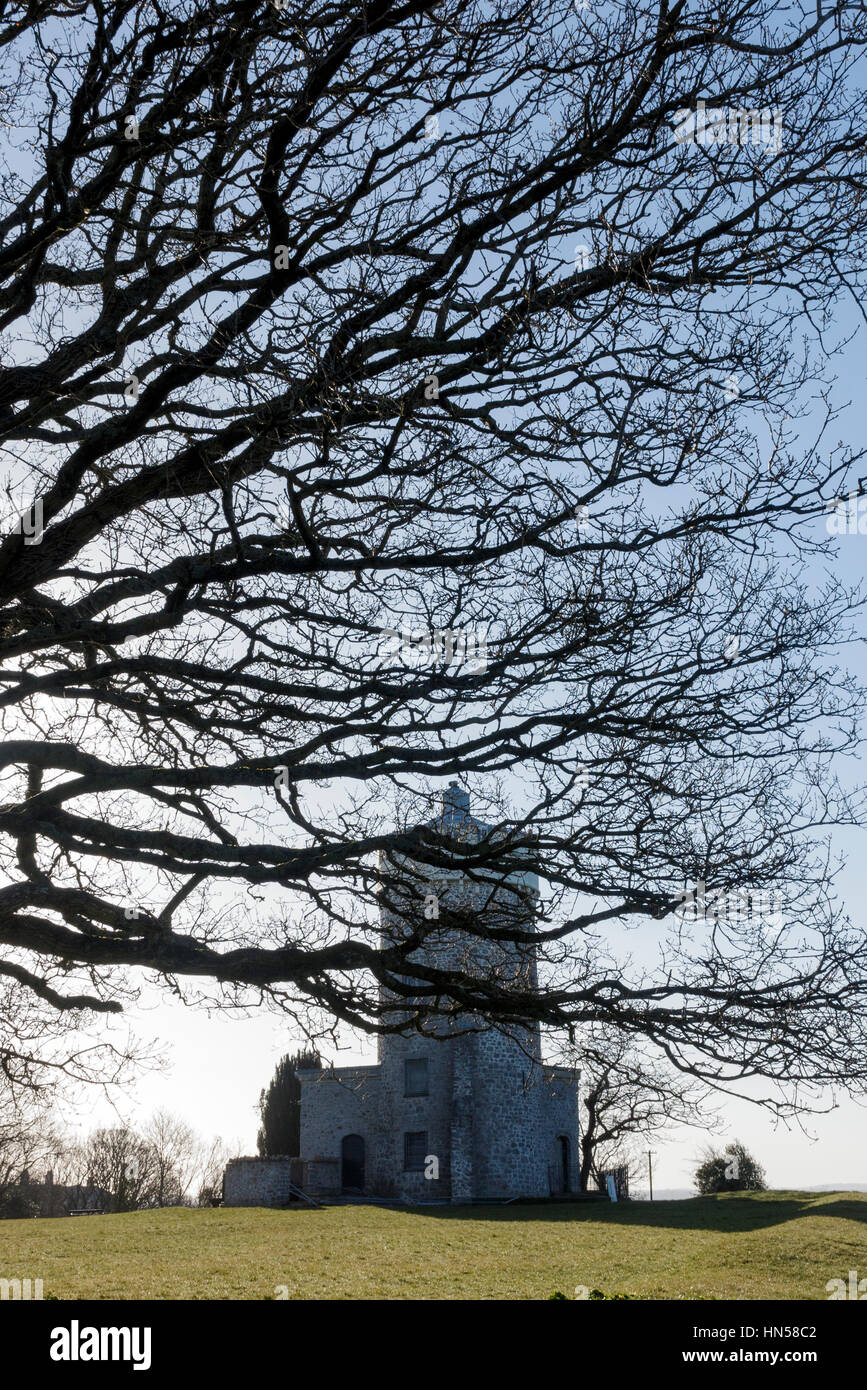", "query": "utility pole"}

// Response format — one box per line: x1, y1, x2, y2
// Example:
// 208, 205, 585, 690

647, 1150, 654, 1201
